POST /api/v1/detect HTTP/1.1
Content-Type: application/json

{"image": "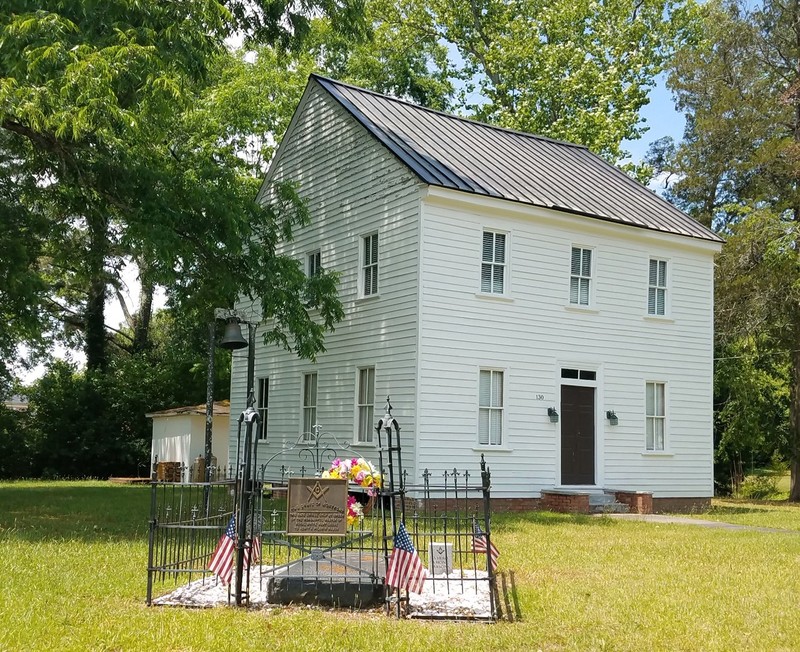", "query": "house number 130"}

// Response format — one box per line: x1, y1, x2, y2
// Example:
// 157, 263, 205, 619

534, 394, 545, 401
